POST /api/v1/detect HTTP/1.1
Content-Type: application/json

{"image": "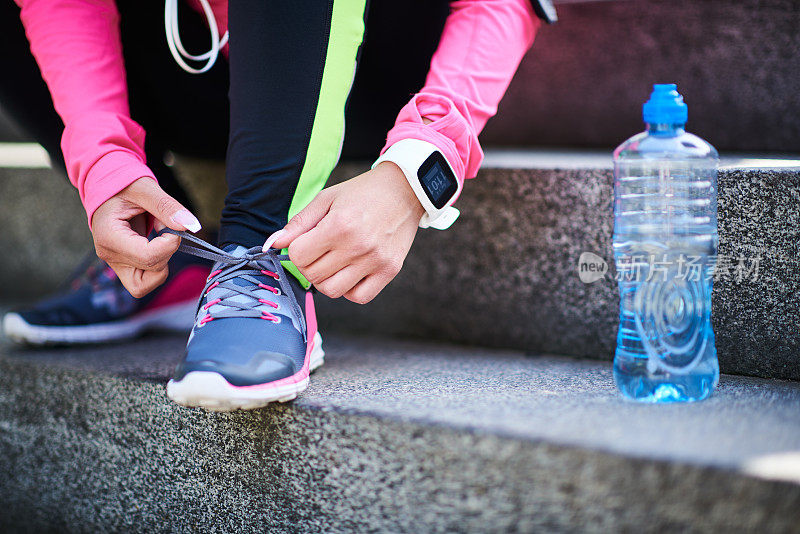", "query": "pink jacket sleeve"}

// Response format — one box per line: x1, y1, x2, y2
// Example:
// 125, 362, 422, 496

382, 0, 540, 185
16, 0, 155, 226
